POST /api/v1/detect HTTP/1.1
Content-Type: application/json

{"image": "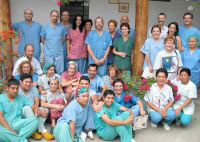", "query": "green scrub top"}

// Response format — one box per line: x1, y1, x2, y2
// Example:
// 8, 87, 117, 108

113, 37, 134, 70
0, 93, 32, 122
